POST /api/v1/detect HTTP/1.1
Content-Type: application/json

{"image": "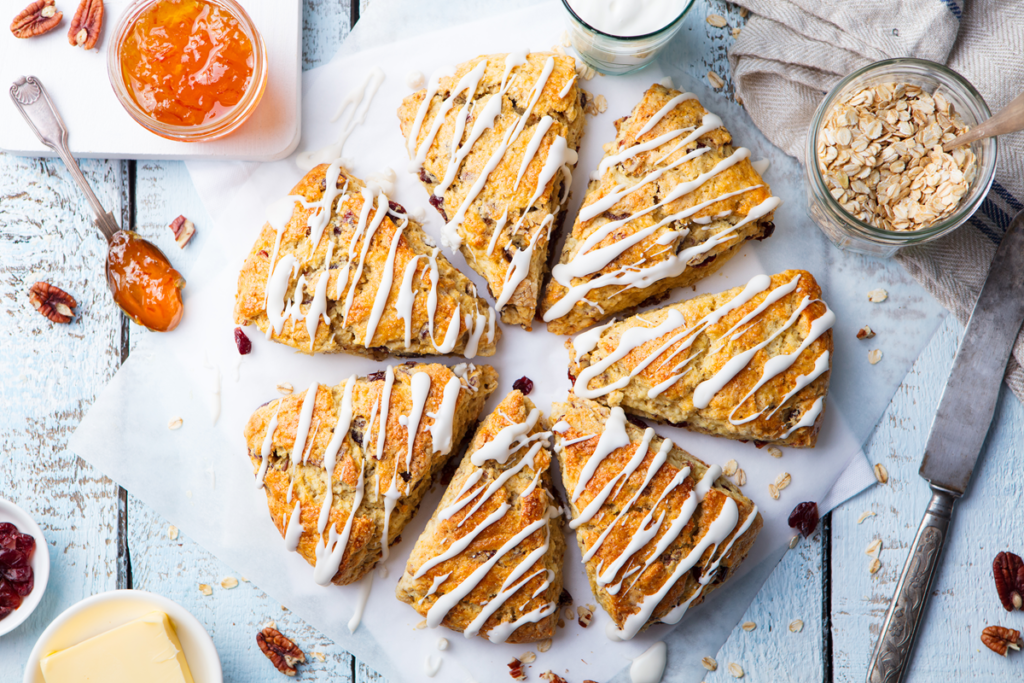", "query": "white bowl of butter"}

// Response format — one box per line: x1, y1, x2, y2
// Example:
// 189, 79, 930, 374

23, 590, 222, 683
